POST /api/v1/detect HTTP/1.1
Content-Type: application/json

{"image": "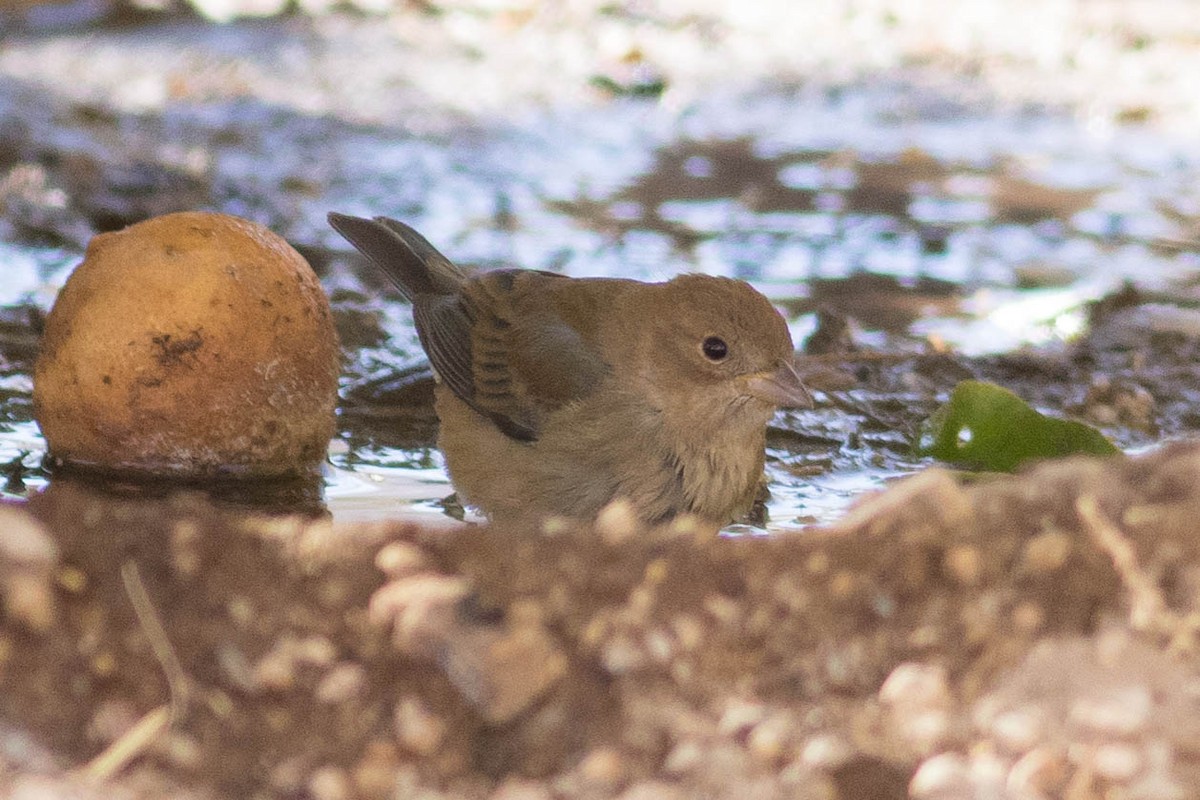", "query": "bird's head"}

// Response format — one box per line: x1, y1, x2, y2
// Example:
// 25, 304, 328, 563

623, 274, 812, 433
